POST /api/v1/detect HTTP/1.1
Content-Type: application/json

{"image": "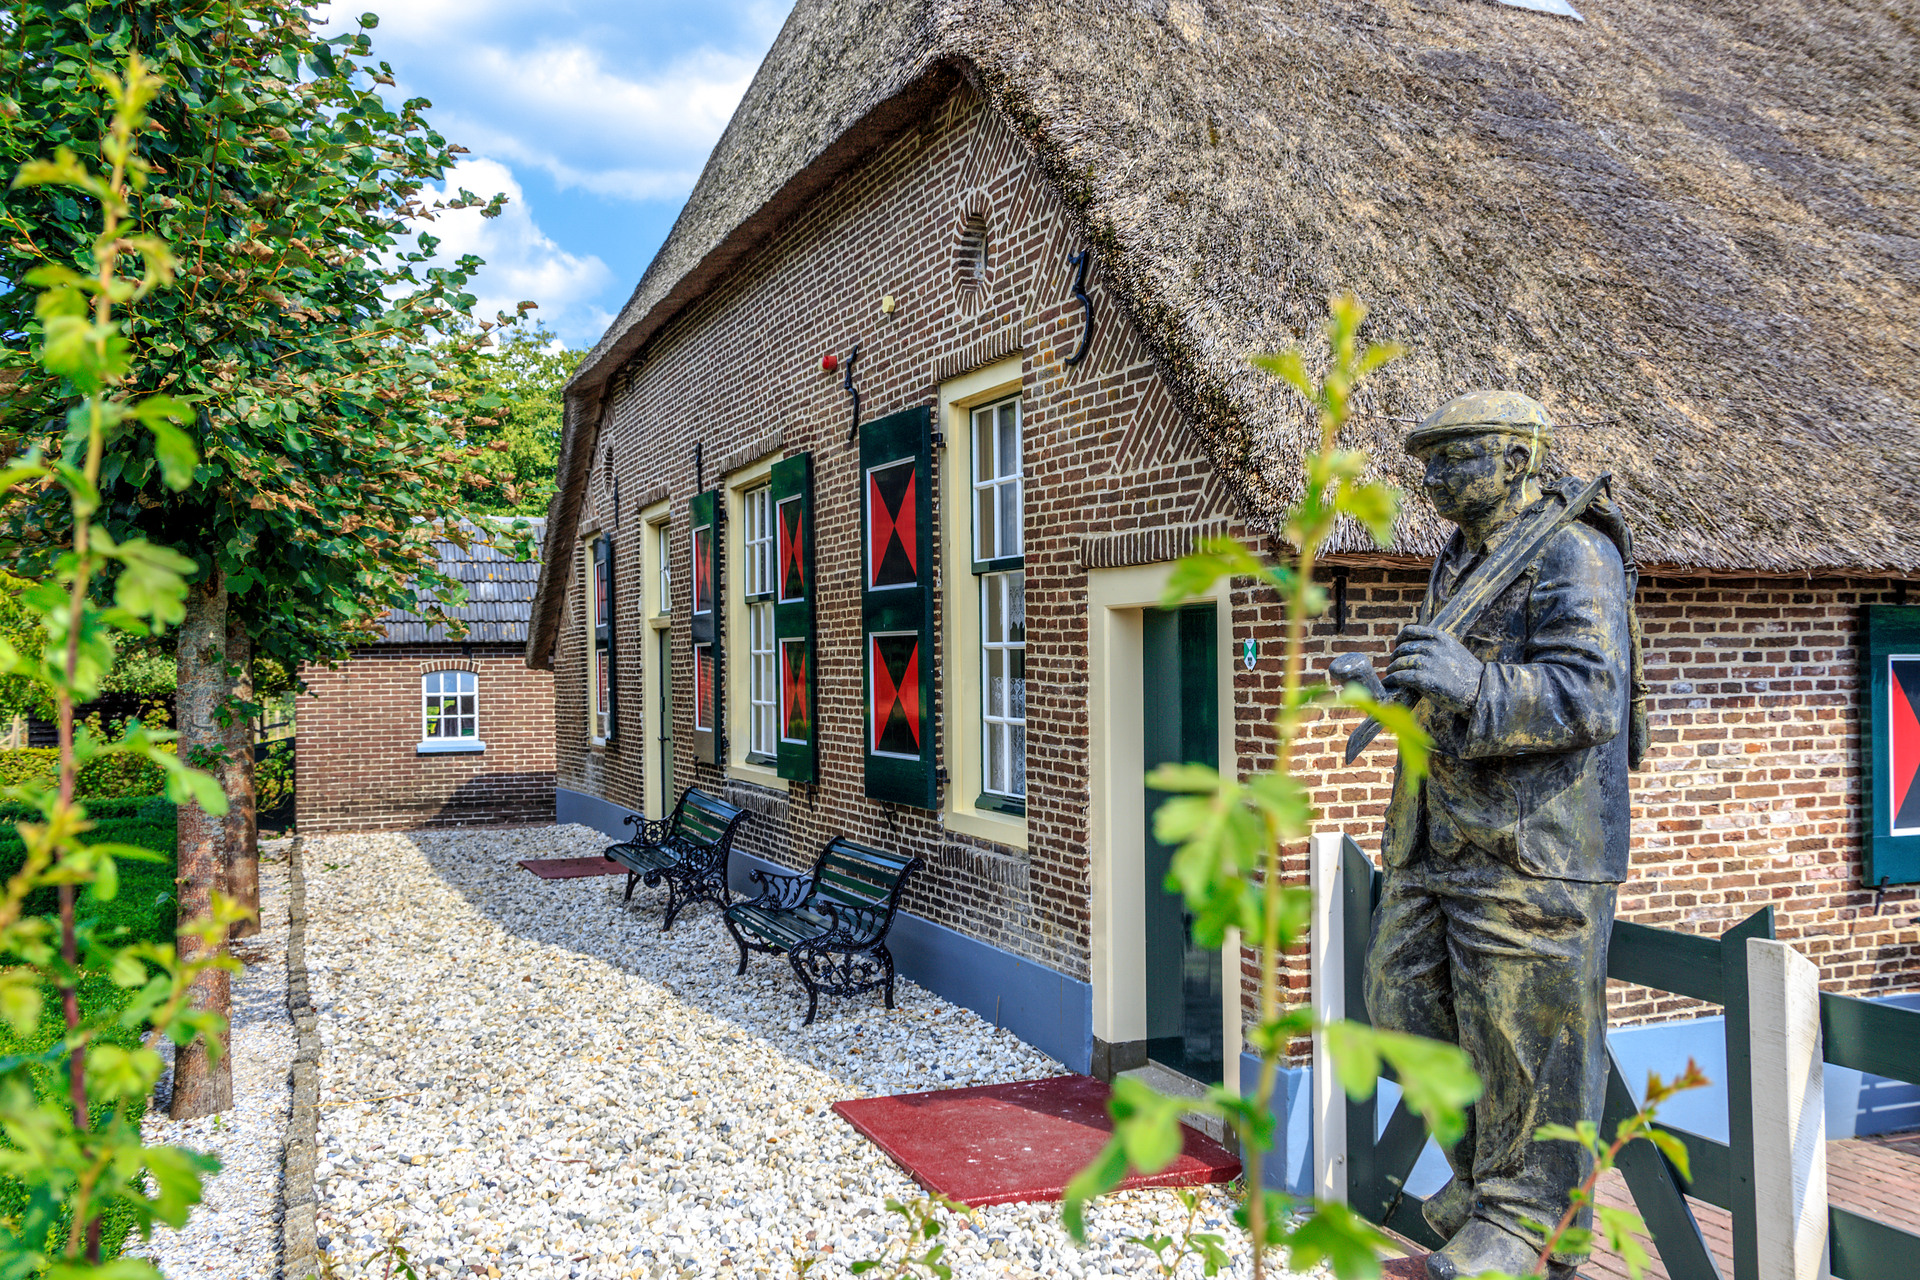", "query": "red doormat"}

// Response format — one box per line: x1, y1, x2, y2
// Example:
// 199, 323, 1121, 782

518, 857, 629, 880
831, 1074, 1241, 1207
